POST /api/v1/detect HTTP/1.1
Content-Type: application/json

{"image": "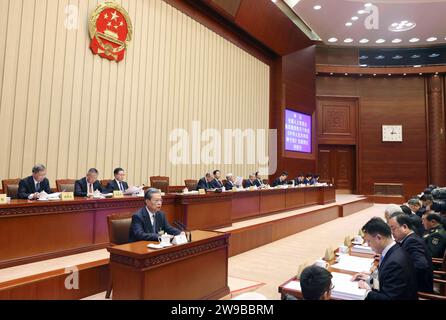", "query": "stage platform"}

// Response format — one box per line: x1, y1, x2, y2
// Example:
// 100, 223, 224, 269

0, 194, 372, 299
